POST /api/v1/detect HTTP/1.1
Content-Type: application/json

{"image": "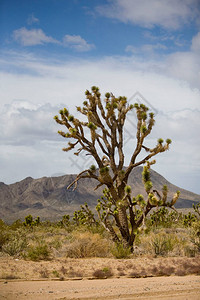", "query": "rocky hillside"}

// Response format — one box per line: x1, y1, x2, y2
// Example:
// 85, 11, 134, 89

0, 167, 199, 222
